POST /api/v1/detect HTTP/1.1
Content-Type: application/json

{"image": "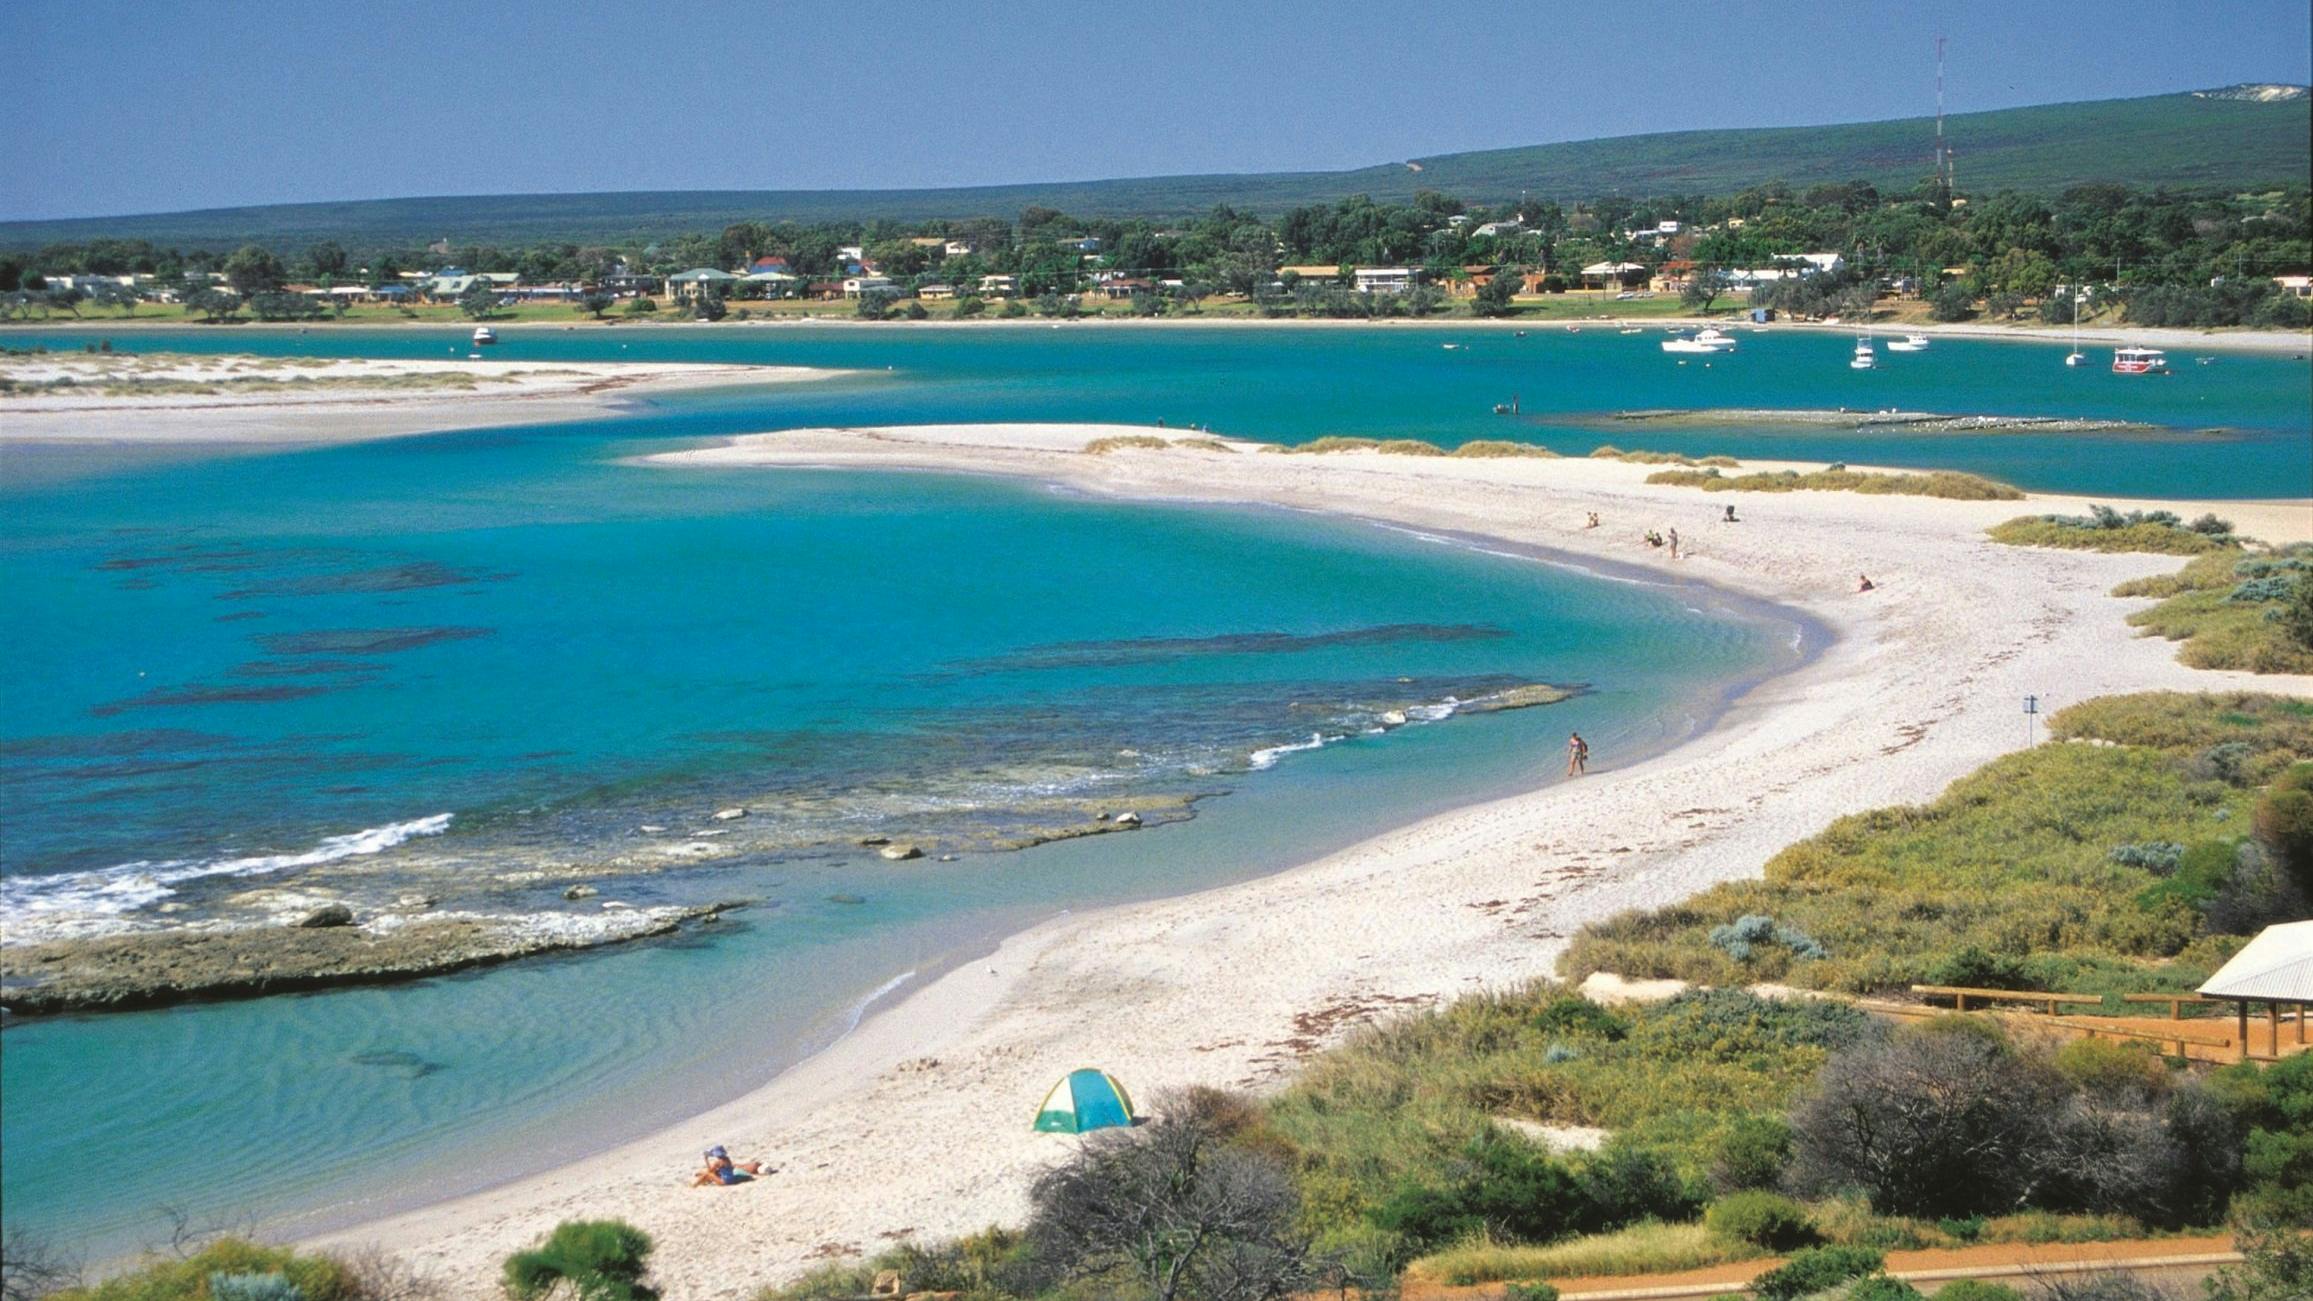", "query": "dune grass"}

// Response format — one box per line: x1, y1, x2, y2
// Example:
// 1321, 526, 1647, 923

1173, 436, 1236, 452
1407, 1222, 1762, 1286
2110, 546, 2313, 674
1560, 692, 2313, 1001
1451, 439, 1563, 458
1590, 445, 1741, 467
1988, 517, 2232, 554
1650, 466, 2024, 500
1081, 434, 1174, 453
